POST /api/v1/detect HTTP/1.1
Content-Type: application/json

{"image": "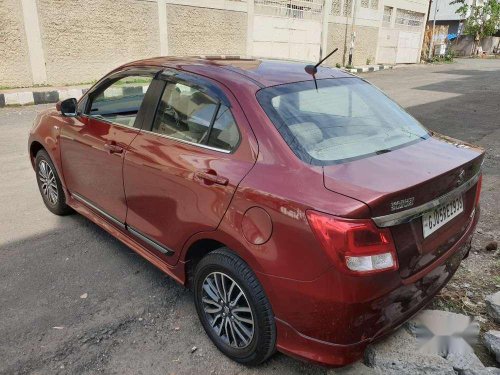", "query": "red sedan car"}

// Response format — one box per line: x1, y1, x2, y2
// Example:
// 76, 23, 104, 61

29, 57, 483, 367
